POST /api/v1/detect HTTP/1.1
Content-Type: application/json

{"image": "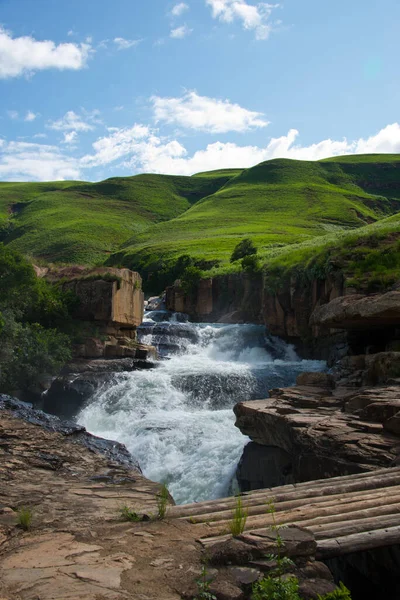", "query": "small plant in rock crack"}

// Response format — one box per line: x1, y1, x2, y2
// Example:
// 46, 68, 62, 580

156, 483, 170, 520
119, 505, 142, 522
229, 494, 248, 537
194, 566, 217, 600
15, 506, 33, 531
